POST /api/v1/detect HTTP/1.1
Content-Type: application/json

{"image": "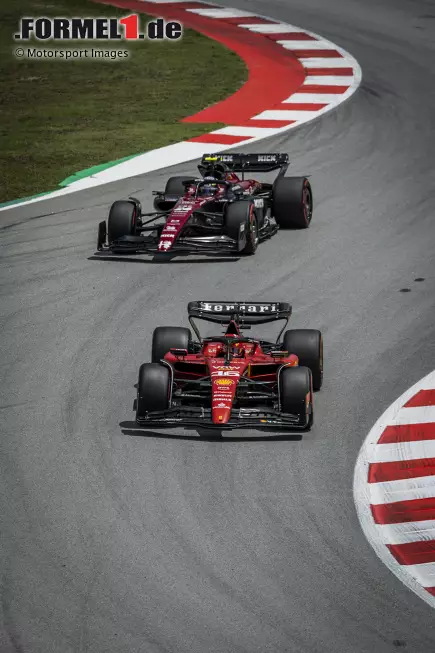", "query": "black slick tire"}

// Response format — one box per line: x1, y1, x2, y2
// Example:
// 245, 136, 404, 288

151, 326, 192, 363
136, 363, 170, 419
272, 177, 313, 229
279, 366, 313, 429
107, 201, 136, 243
225, 201, 258, 255
164, 176, 195, 197
282, 329, 323, 391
